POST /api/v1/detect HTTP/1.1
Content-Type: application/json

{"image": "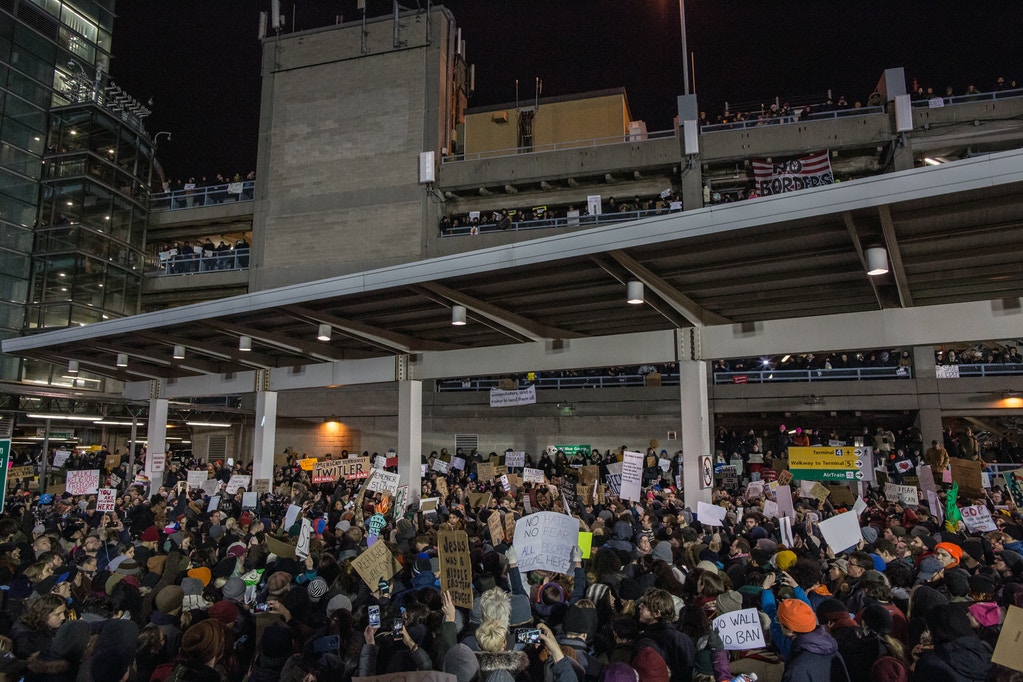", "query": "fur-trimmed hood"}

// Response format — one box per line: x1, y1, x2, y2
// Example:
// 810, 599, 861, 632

475, 649, 528, 675
26, 651, 72, 674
